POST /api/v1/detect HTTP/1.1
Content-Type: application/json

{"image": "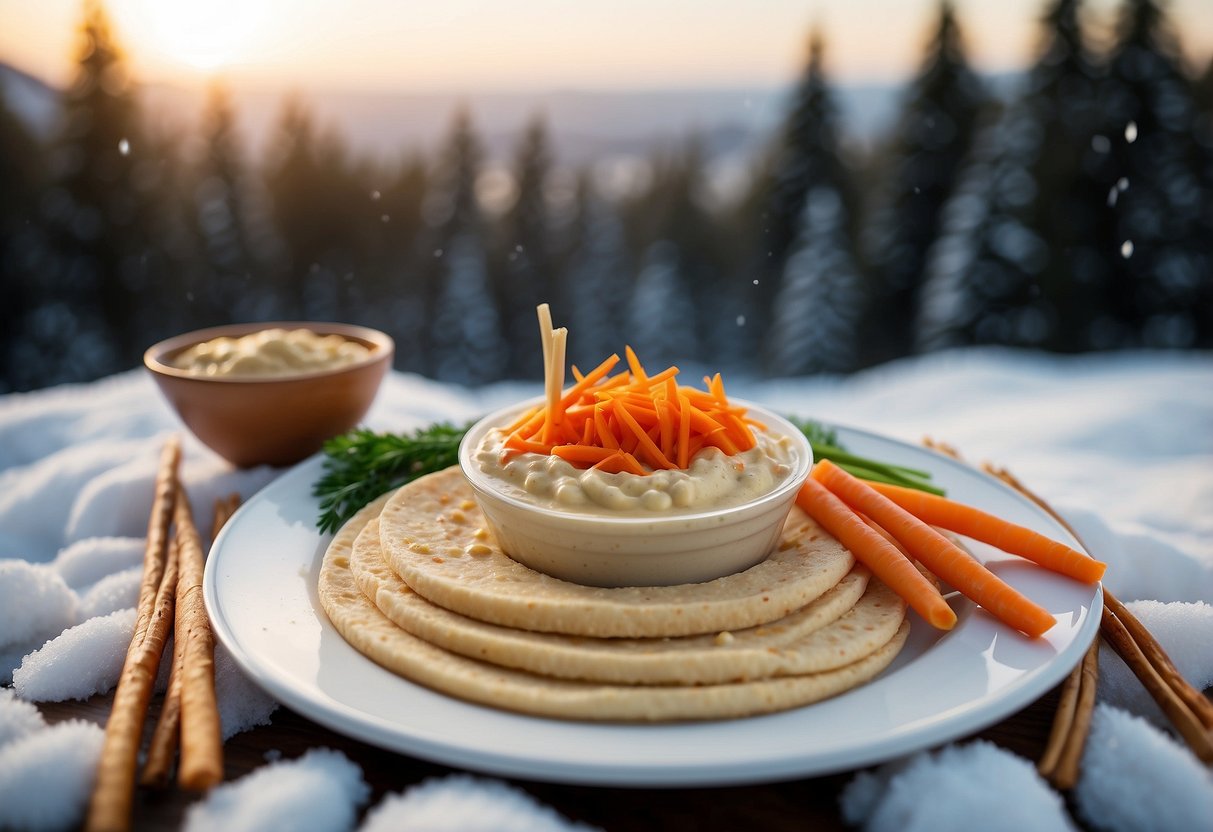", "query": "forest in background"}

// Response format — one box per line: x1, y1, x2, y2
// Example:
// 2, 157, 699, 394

1, 0, 1211, 392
